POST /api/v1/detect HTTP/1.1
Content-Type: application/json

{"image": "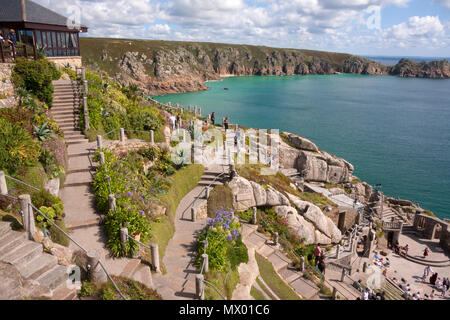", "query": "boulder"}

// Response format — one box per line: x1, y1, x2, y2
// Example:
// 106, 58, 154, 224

0, 262, 23, 300
250, 181, 267, 207
287, 193, 342, 243
50, 244, 73, 267
266, 186, 290, 207
282, 132, 319, 152
229, 176, 256, 211
274, 206, 316, 245
44, 178, 60, 197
